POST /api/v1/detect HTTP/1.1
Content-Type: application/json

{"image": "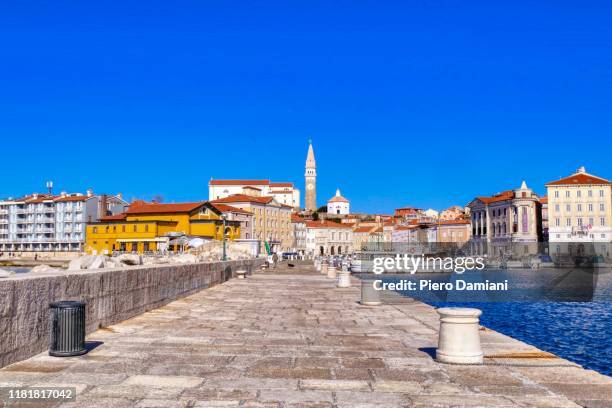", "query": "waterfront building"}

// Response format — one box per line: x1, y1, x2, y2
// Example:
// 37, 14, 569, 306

212, 194, 293, 253
546, 166, 611, 244
208, 179, 300, 210
305, 219, 353, 256
437, 219, 471, 244
540, 196, 549, 242
352, 225, 375, 251
85, 201, 240, 255
290, 214, 307, 255
209, 203, 254, 240
326, 189, 350, 215
0, 190, 126, 253
305, 140, 317, 212
468, 181, 542, 253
